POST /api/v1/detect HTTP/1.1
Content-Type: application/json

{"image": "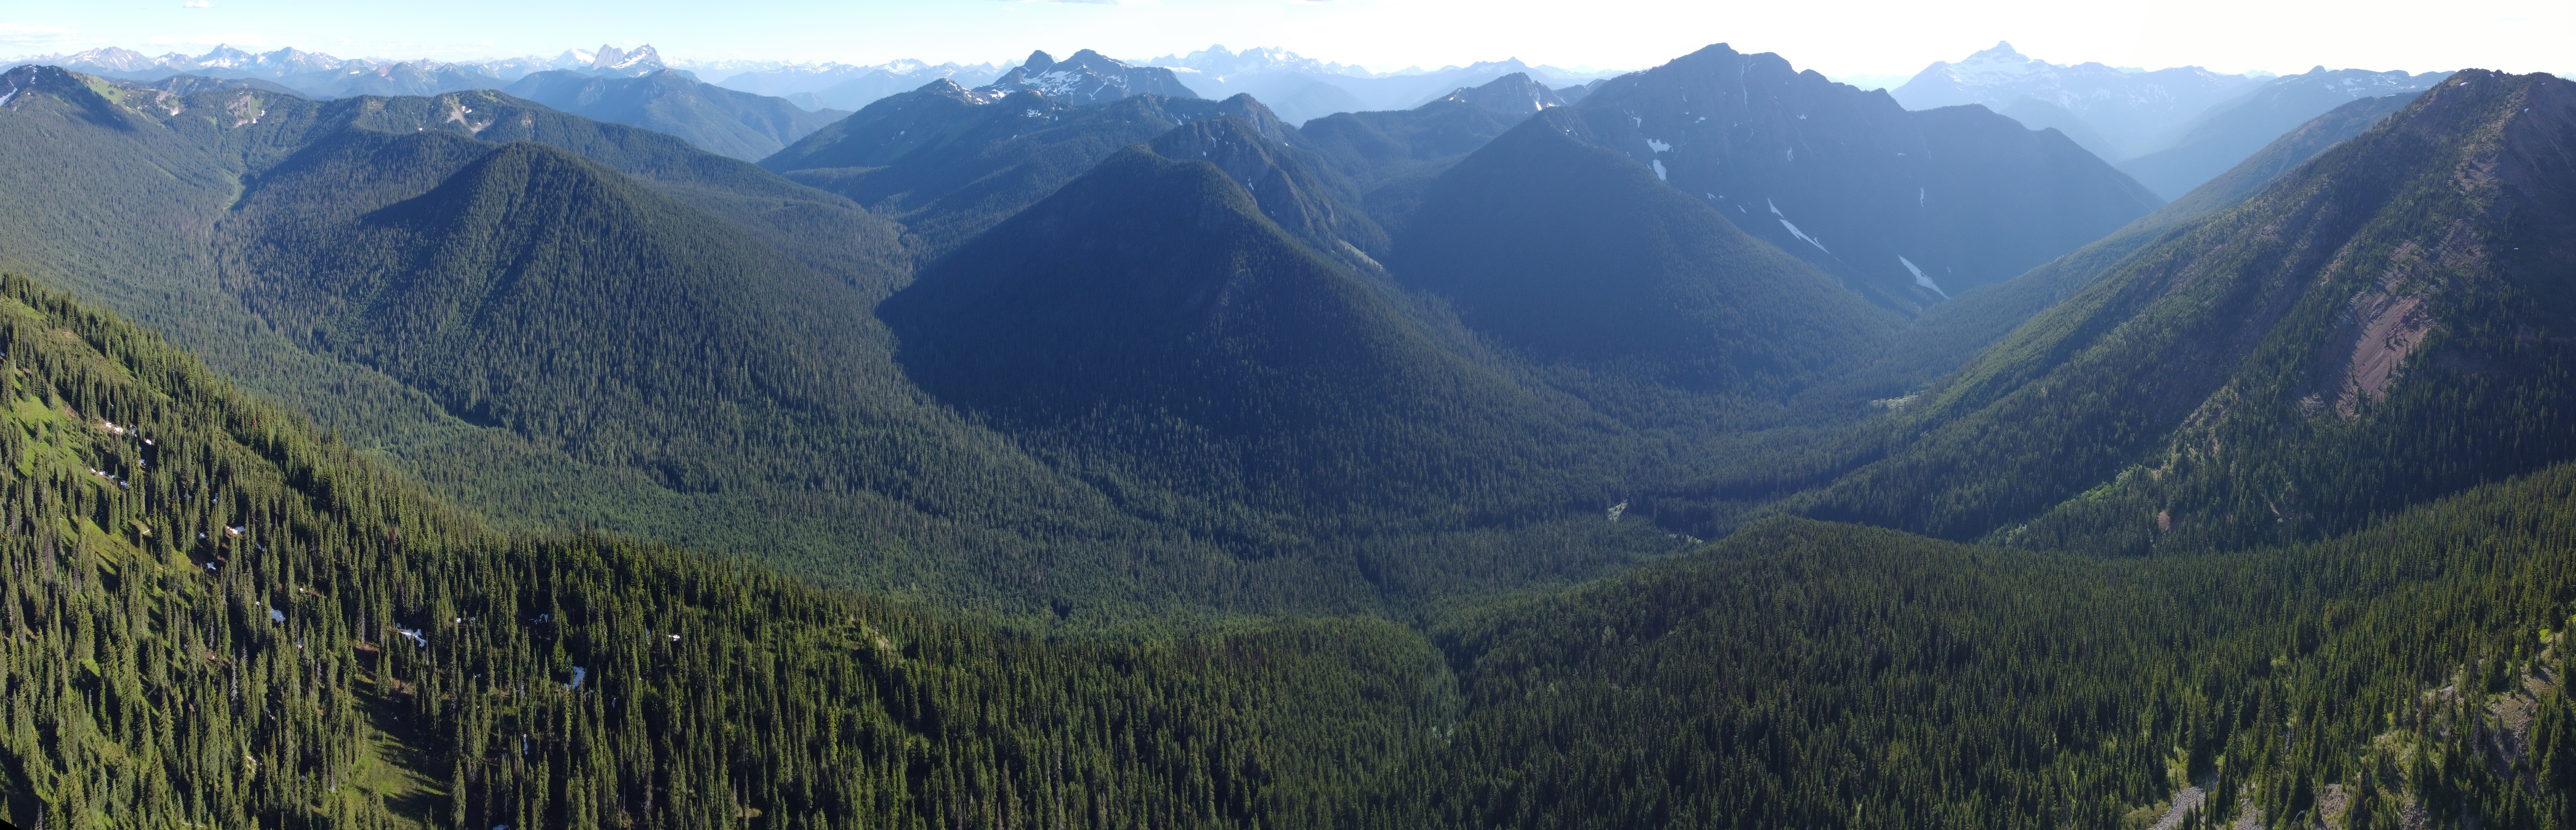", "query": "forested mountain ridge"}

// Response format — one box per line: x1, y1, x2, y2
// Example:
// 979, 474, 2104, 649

762, 84, 1297, 258
0, 270, 1458, 829
499, 69, 849, 161
1795, 70, 2576, 555
1373, 469, 2575, 828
